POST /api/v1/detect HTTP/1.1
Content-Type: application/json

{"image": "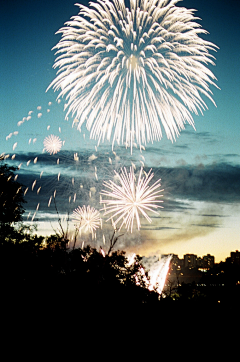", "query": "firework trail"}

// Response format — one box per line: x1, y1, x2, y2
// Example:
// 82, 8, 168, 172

48, 0, 218, 150
3, 101, 102, 222
100, 166, 163, 232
